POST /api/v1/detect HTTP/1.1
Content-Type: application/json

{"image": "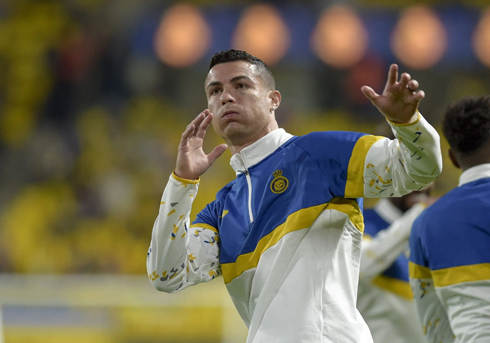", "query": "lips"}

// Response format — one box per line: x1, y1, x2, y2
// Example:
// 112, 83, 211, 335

222, 110, 239, 120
